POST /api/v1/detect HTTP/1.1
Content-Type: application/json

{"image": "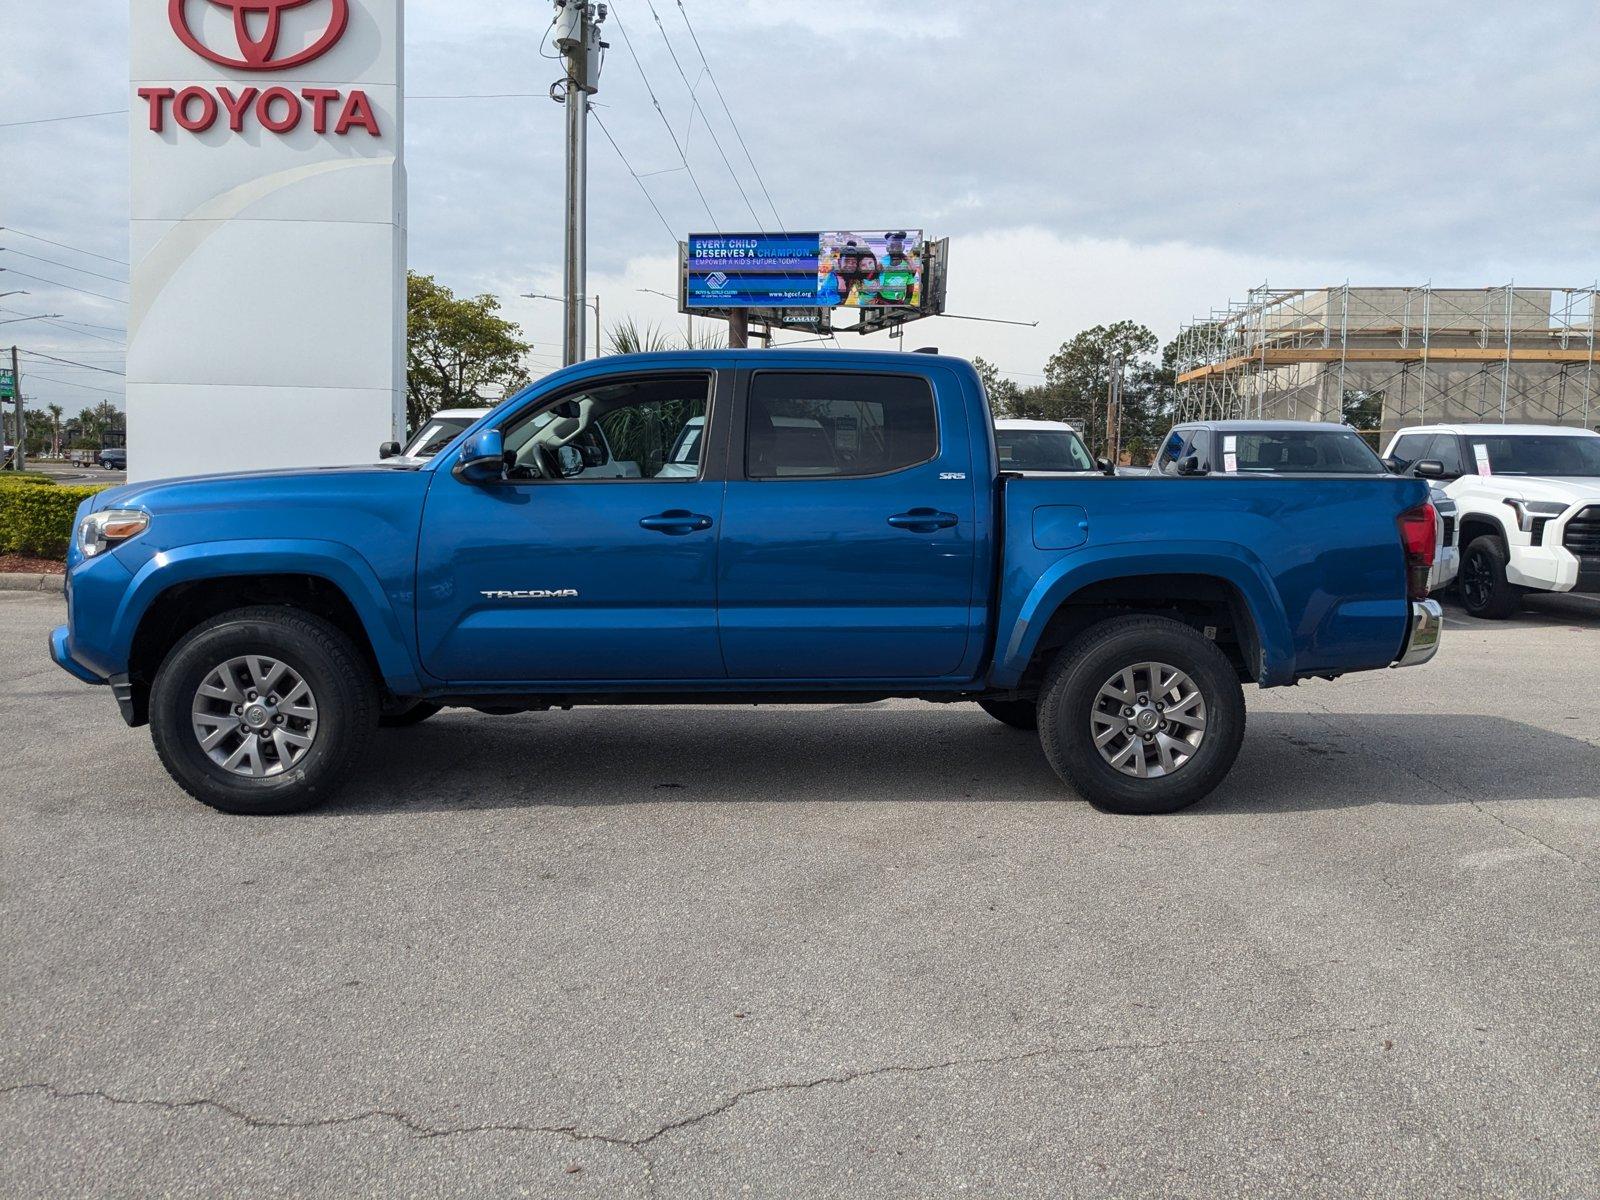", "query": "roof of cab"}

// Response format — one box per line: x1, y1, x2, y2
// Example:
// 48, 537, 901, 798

1389, 423, 1599, 437
1175, 419, 1356, 432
